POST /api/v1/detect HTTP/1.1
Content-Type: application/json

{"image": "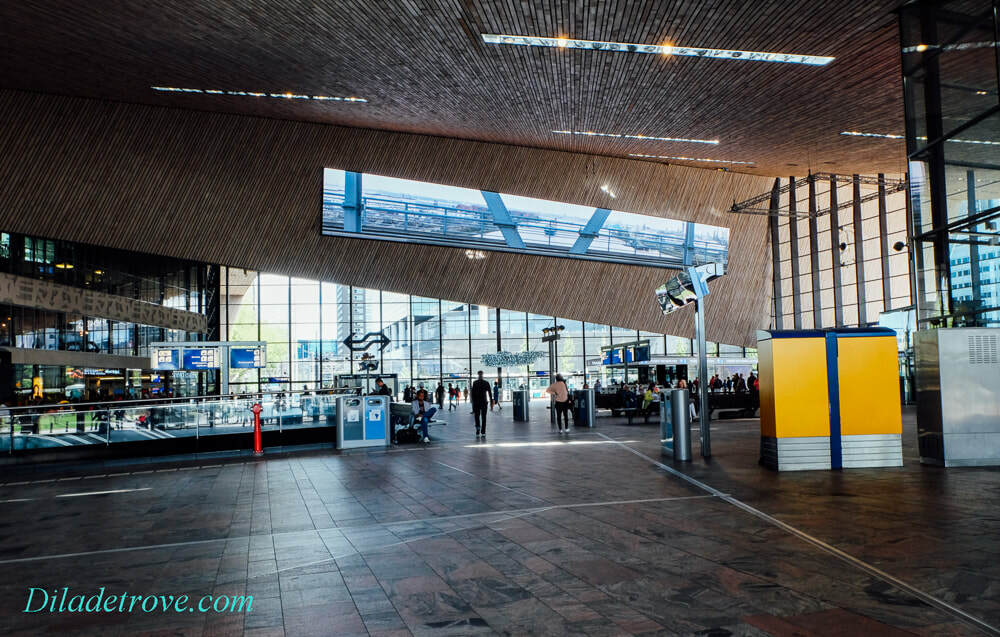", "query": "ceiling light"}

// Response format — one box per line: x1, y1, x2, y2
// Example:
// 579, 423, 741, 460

600, 184, 617, 198
151, 86, 367, 103
915, 44, 928, 52
553, 130, 718, 145
55, 262, 74, 270
482, 34, 834, 66
464, 249, 486, 260
629, 153, 755, 165
841, 131, 1000, 146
